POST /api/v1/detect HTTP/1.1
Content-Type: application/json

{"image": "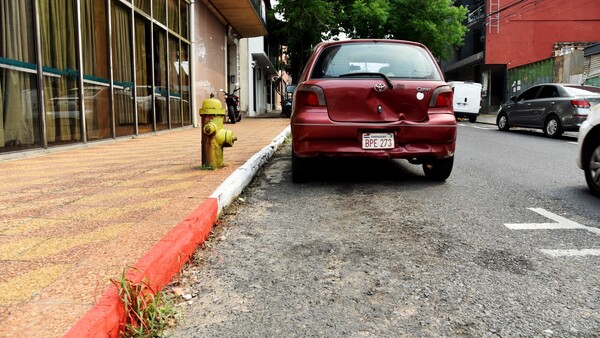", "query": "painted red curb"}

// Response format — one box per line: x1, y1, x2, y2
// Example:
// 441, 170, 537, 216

64, 198, 219, 338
